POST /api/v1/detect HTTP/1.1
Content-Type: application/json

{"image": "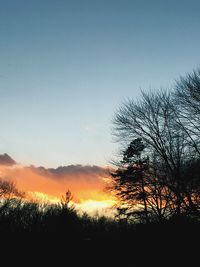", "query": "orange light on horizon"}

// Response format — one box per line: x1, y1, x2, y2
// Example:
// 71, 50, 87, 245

0, 164, 116, 214
26, 190, 116, 214
77, 199, 116, 212
27, 191, 61, 204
